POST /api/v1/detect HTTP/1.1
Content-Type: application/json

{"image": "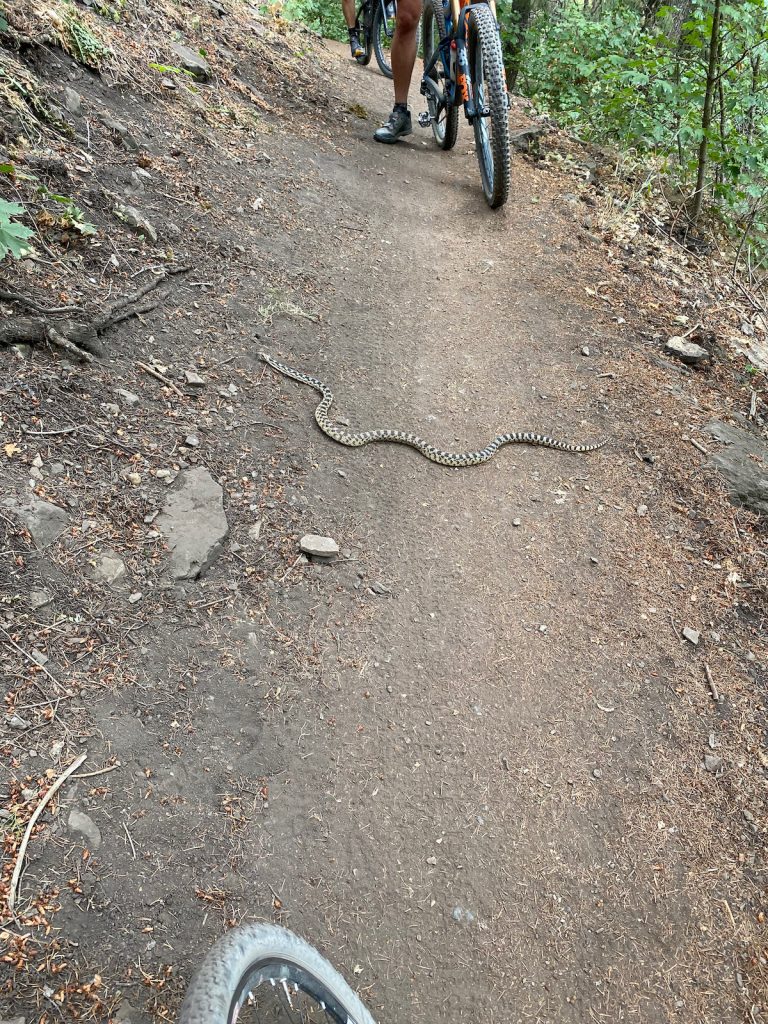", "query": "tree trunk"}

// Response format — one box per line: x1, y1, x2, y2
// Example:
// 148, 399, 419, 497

691, 0, 722, 226
501, 0, 532, 92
